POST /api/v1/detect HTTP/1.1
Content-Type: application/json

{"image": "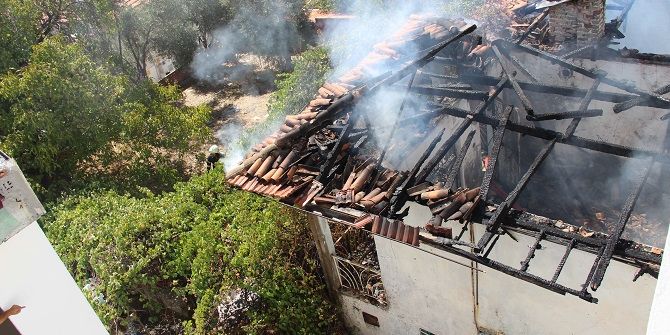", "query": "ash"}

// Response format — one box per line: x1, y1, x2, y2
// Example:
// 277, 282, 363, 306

217, 288, 262, 331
